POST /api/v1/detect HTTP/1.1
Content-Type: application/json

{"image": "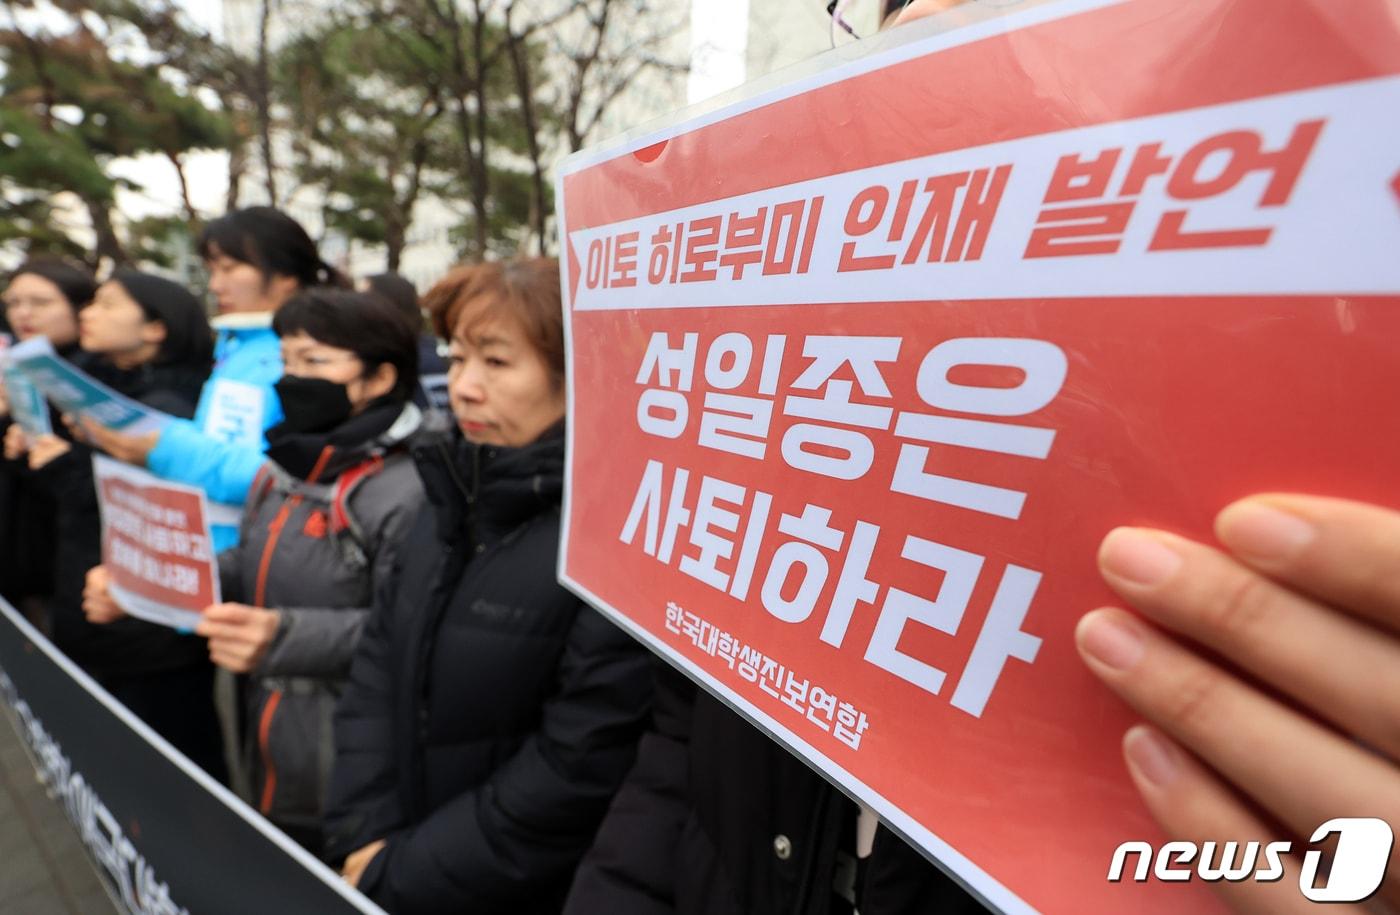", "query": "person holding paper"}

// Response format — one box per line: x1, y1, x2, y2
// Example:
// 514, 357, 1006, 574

323, 259, 652, 914
873, 3, 1398, 911
88, 288, 431, 854
567, 2, 1397, 912
1078, 496, 1400, 913
5, 270, 227, 779
78, 207, 345, 551
0, 258, 97, 615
